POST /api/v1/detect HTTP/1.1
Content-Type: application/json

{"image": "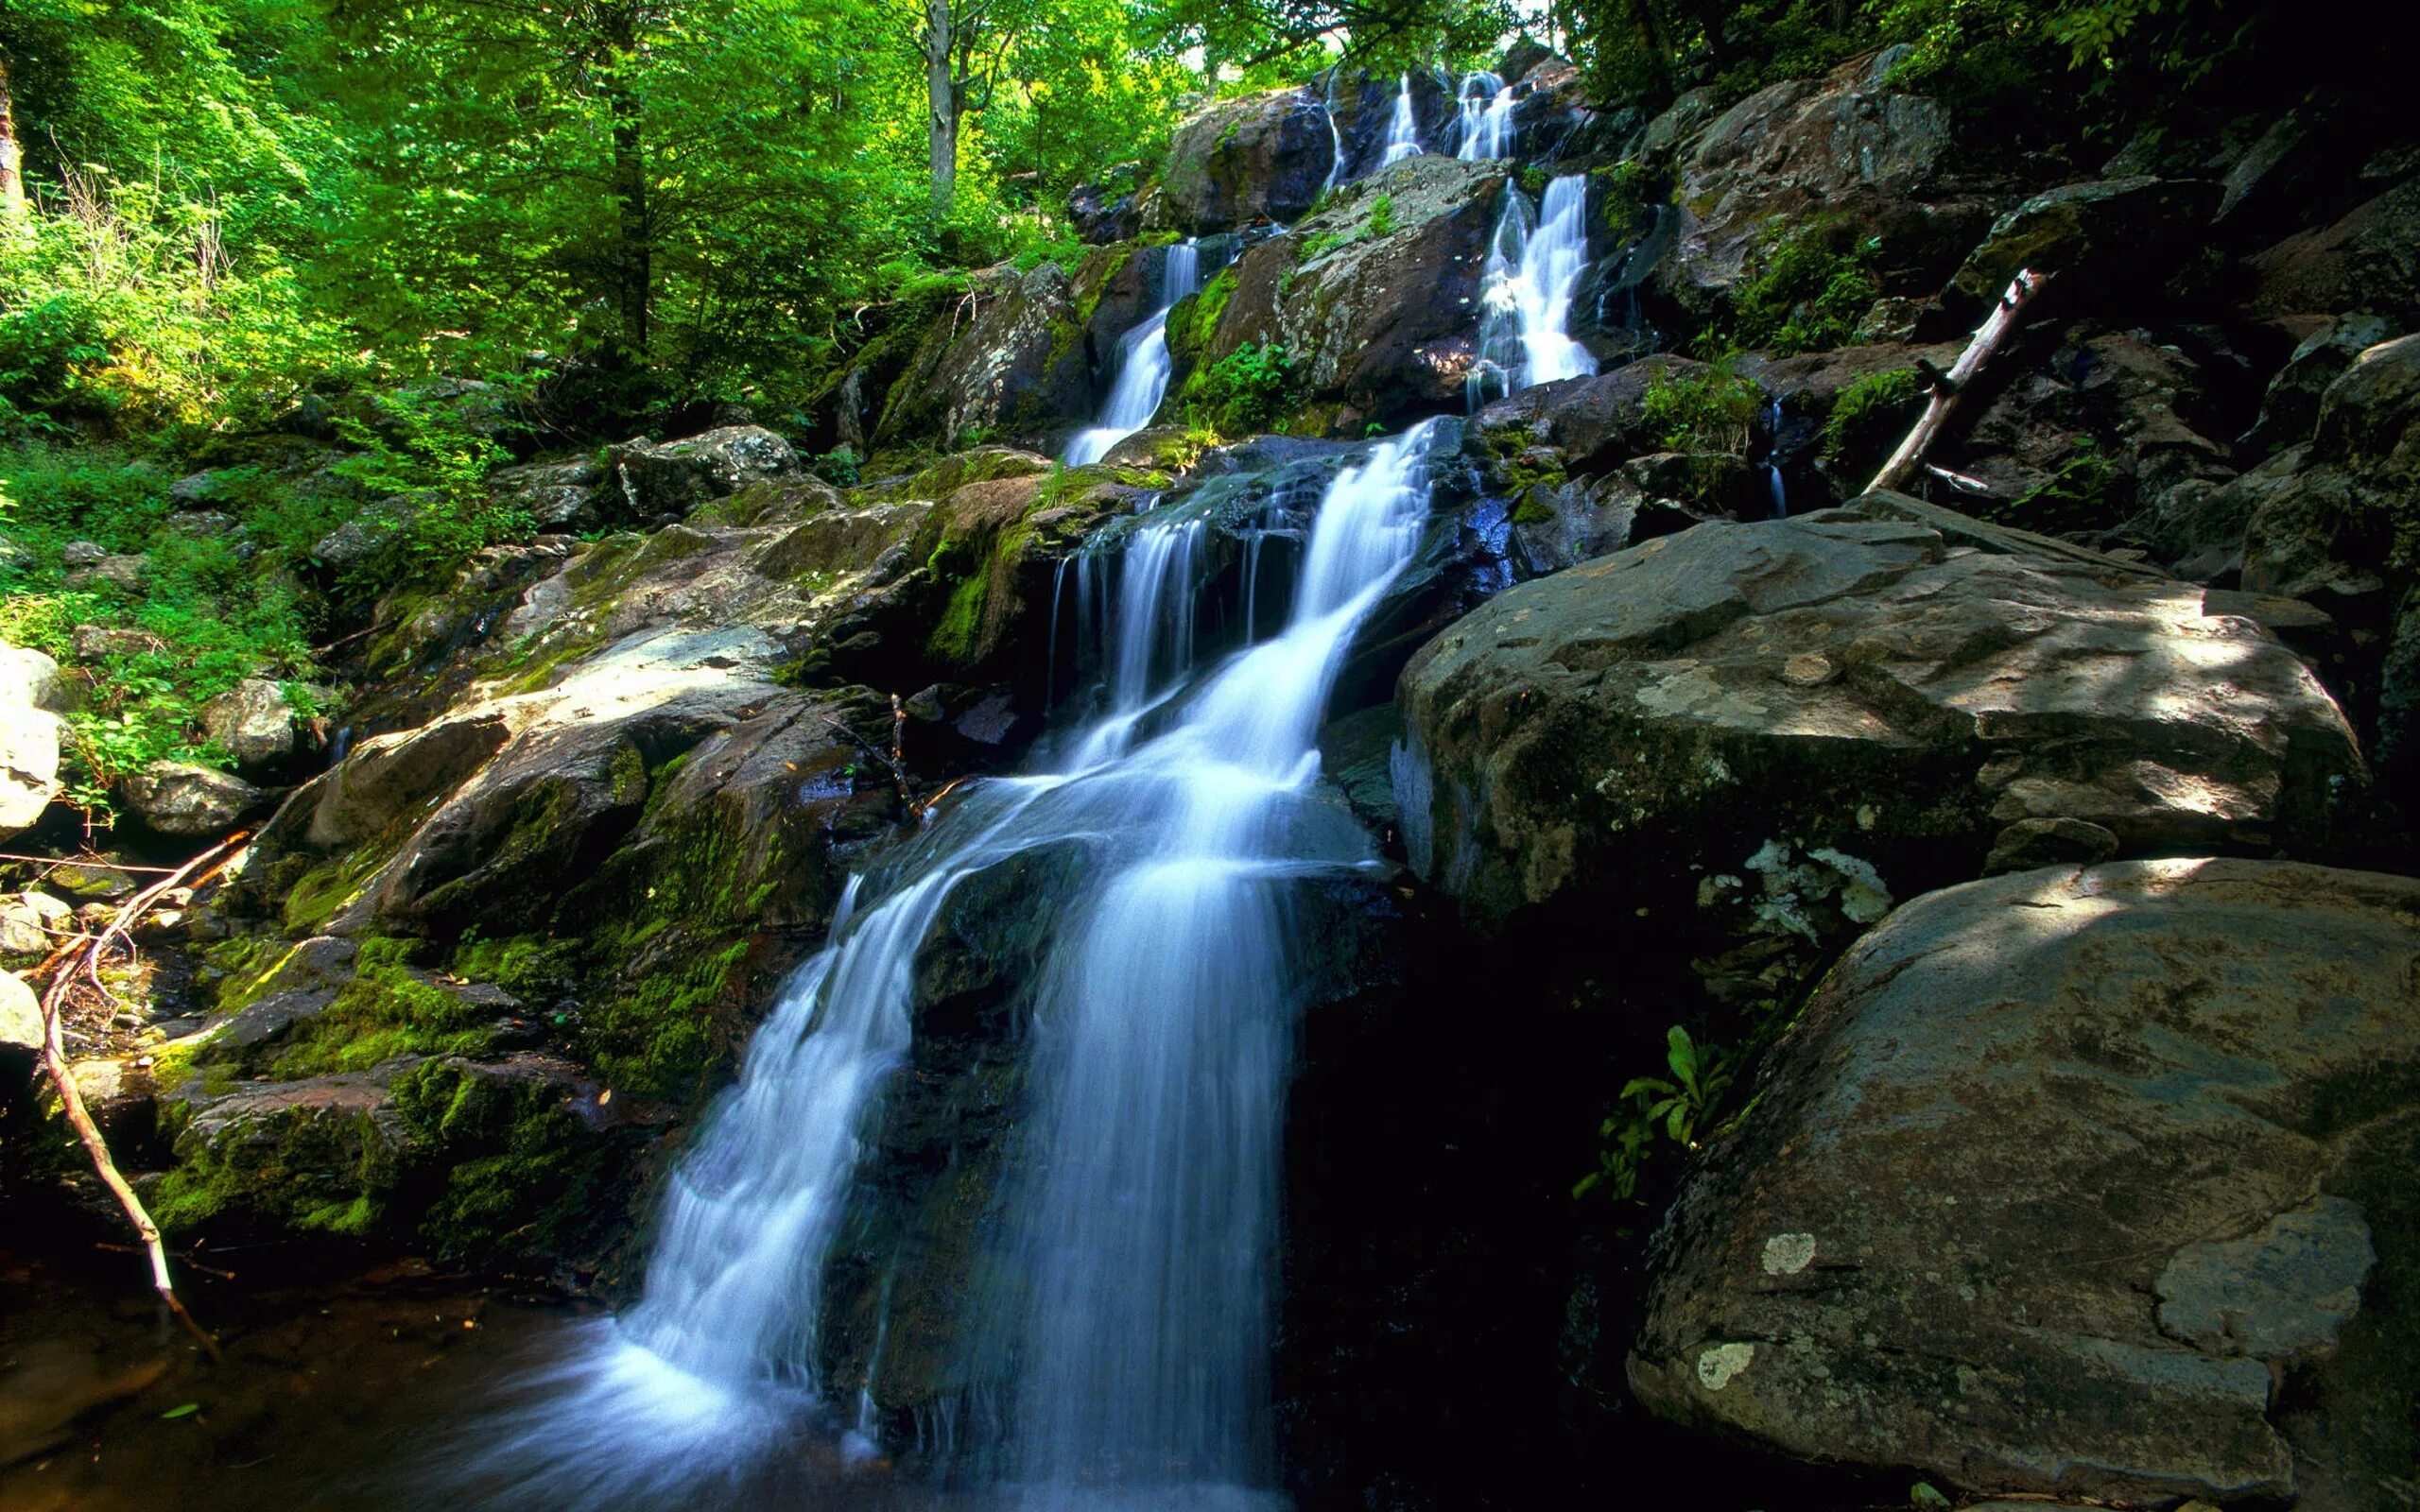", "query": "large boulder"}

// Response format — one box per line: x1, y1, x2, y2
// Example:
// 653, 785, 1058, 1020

489, 455, 609, 530
199, 678, 298, 770
1, 643, 64, 839
1180, 155, 1507, 434
1945, 177, 2221, 312
1631, 858, 2420, 1508
874, 262, 1093, 451
2250, 174, 2420, 325
2243, 332, 2420, 604
119, 760, 263, 837
1393, 501, 2364, 994
603, 424, 802, 523
1151, 85, 1342, 233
